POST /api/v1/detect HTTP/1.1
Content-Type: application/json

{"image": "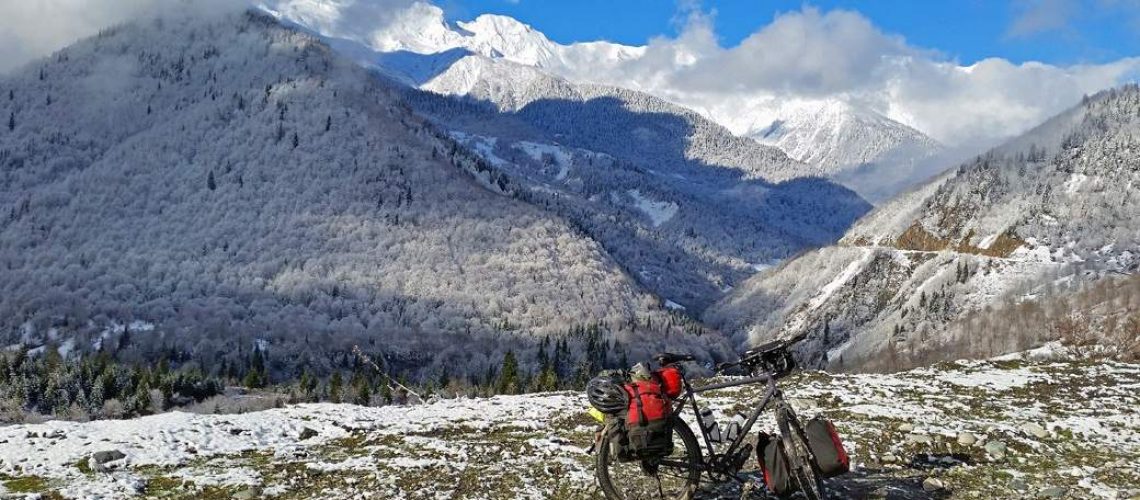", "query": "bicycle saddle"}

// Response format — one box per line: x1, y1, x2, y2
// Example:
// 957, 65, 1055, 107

654, 352, 696, 366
